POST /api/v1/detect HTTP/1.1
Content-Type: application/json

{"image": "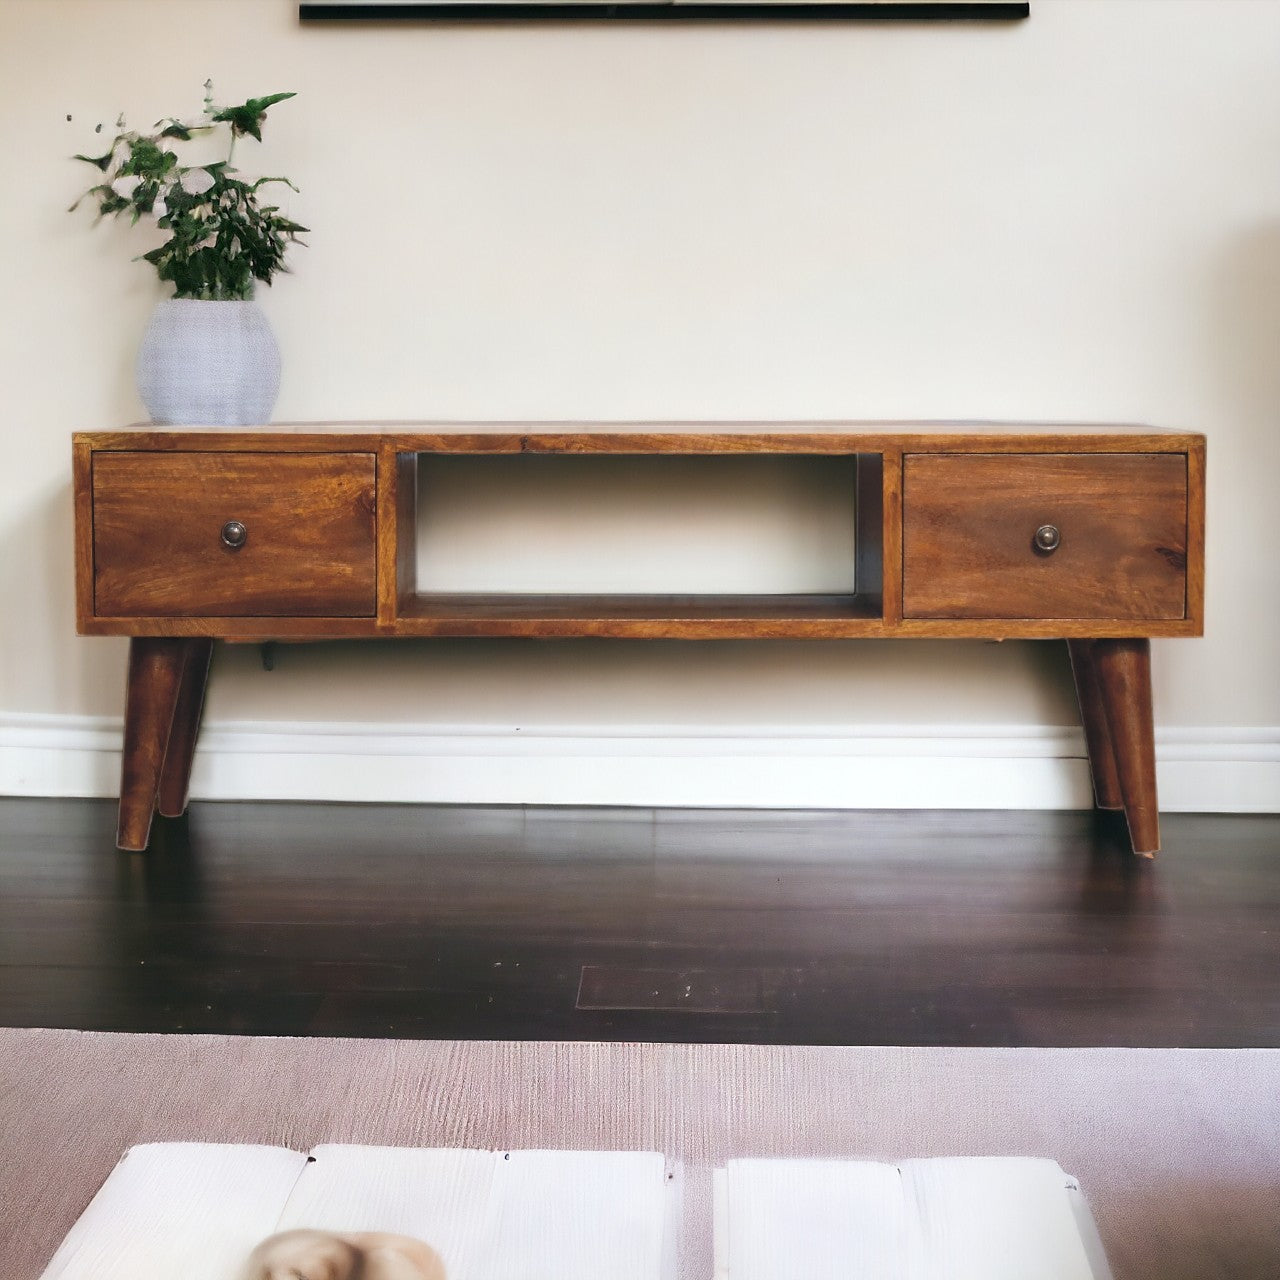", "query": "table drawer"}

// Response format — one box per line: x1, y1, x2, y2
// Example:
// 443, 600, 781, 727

93, 452, 377, 617
902, 453, 1187, 621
